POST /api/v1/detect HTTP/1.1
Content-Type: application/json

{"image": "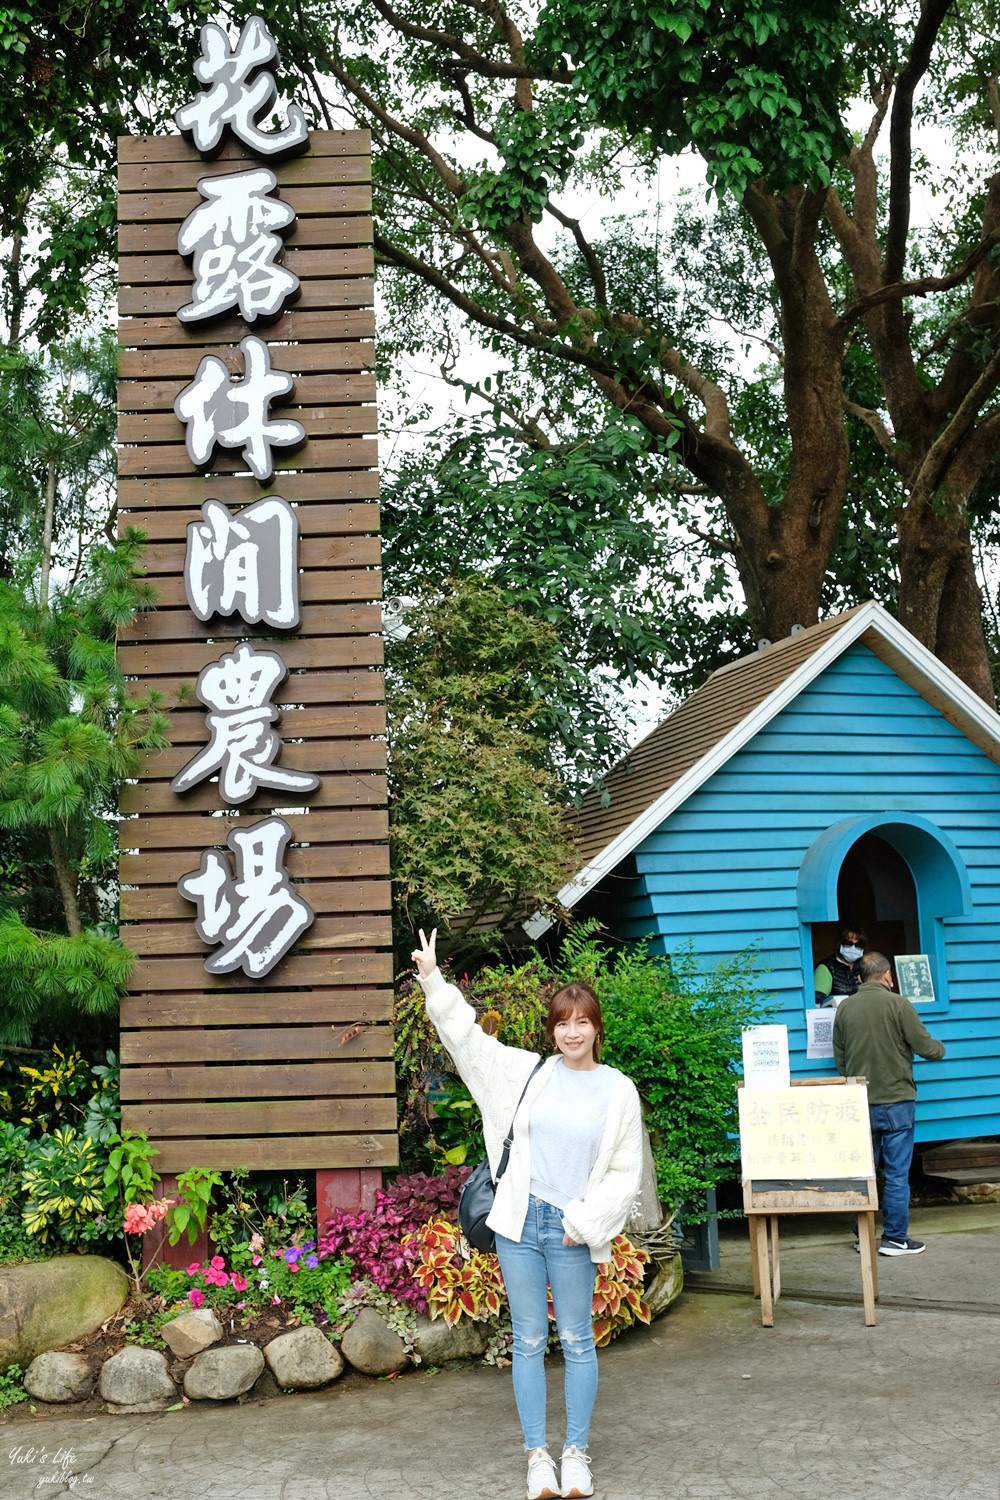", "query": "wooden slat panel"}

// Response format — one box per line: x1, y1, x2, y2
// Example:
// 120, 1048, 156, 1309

122, 807, 388, 852
119, 128, 393, 1172
119, 372, 377, 414
139, 1135, 399, 1173
120, 406, 377, 446
120, 1024, 392, 1063
118, 131, 372, 164
119, 276, 374, 318
119, 437, 378, 477
118, 183, 372, 225
121, 878, 391, 921
128, 951, 394, 993
120, 1059, 394, 1098
127, 913, 390, 956
121, 841, 390, 887
118, 151, 371, 194
129, 1096, 396, 1136
145, 704, 386, 748
121, 247, 374, 288
121, 770, 386, 815
121, 991, 393, 1030
146, 567, 379, 608
126, 669, 384, 713
120, 215, 375, 256
119, 331, 375, 379
120, 635, 384, 676
118, 601, 382, 643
